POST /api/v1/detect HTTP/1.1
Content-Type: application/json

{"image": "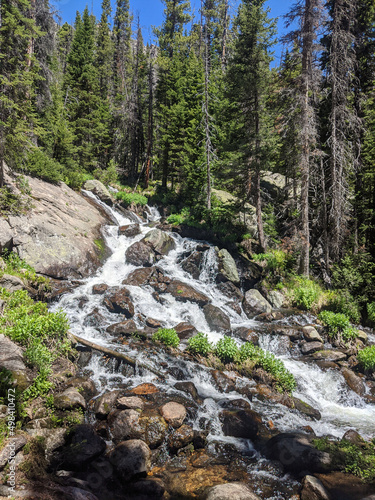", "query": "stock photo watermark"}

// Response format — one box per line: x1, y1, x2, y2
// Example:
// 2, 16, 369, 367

6, 388, 17, 493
